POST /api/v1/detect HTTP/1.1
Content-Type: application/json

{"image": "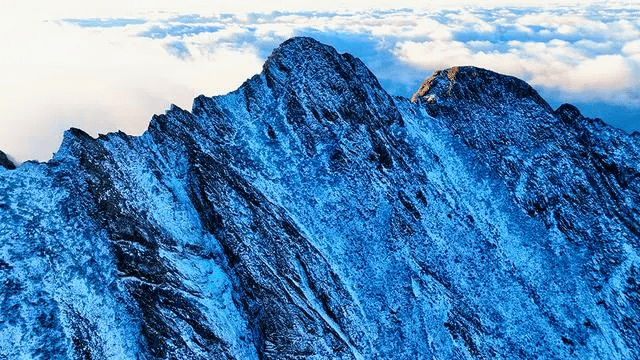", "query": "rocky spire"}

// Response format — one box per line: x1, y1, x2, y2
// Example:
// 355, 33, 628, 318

0, 150, 15, 170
